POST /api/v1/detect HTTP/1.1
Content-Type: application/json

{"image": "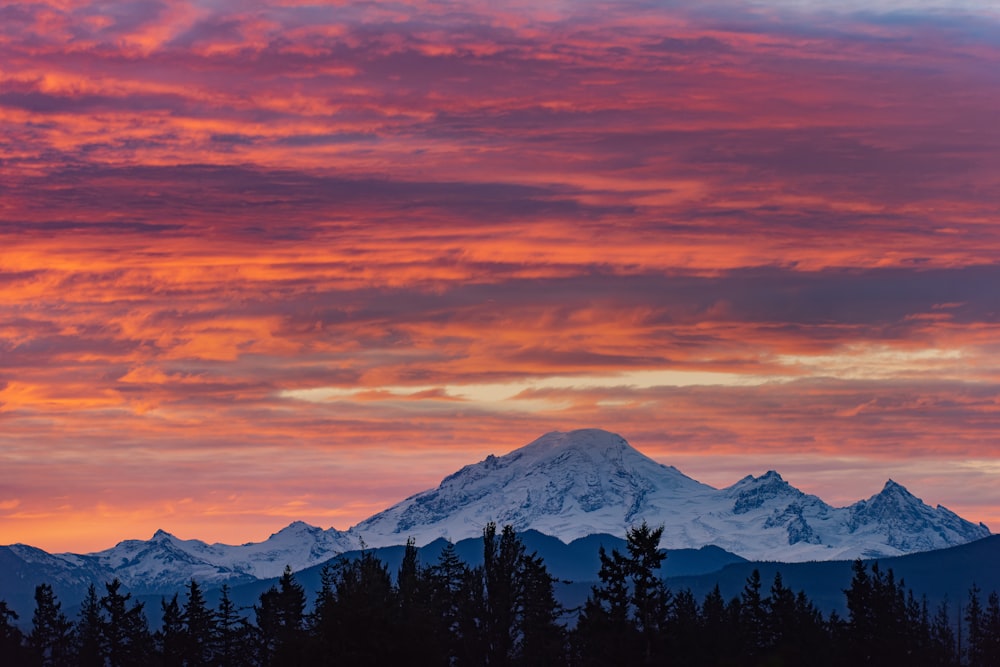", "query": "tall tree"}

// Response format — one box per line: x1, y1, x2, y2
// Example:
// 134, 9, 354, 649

740, 568, 768, 656
182, 579, 216, 665
429, 541, 471, 663
215, 584, 250, 667
966, 584, 986, 667
255, 566, 307, 666
516, 551, 564, 666
28, 583, 73, 666
482, 522, 523, 666
74, 584, 105, 667
158, 594, 185, 667
100, 578, 152, 667
0, 599, 27, 663
573, 544, 638, 665
625, 522, 668, 664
